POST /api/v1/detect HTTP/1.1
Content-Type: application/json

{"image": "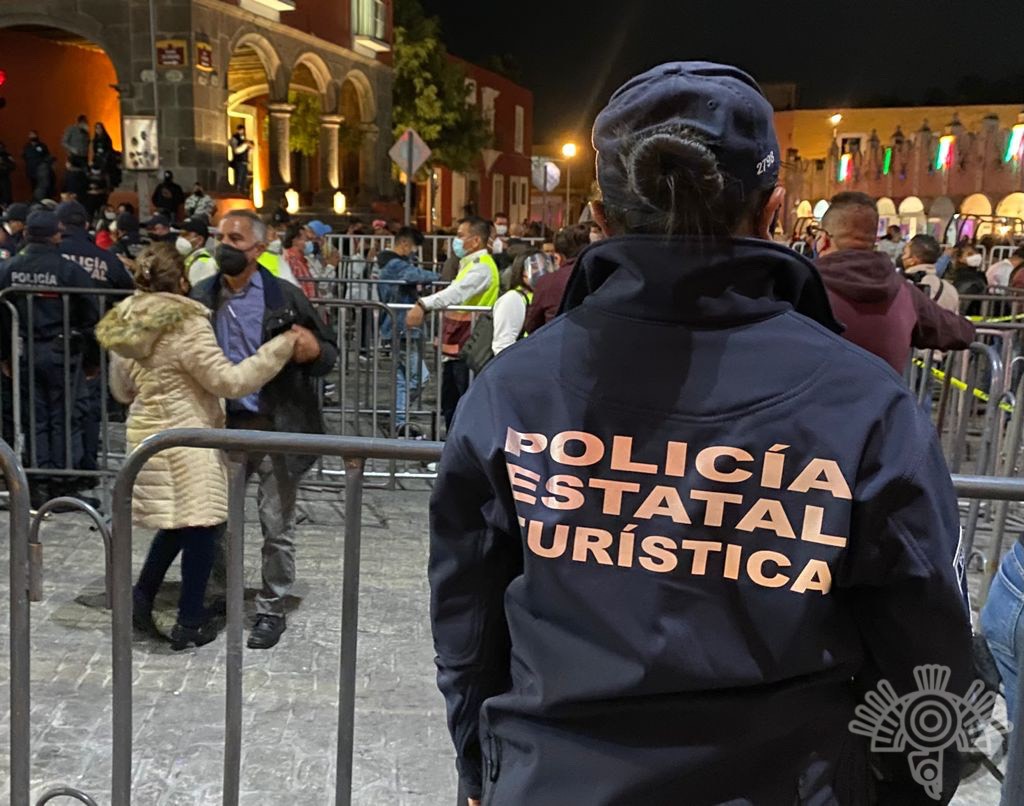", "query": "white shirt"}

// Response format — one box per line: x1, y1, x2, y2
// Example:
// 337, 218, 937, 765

491, 289, 529, 355
420, 250, 494, 311
988, 259, 1014, 288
